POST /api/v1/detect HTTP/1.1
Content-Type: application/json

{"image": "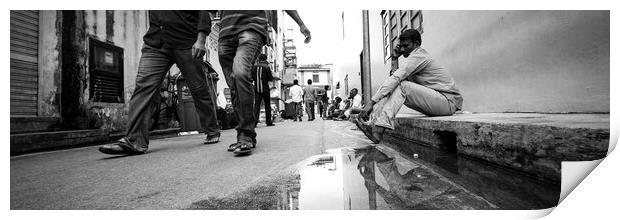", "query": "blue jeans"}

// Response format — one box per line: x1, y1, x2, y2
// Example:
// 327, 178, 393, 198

125, 44, 220, 148
218, 30, 265, 143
